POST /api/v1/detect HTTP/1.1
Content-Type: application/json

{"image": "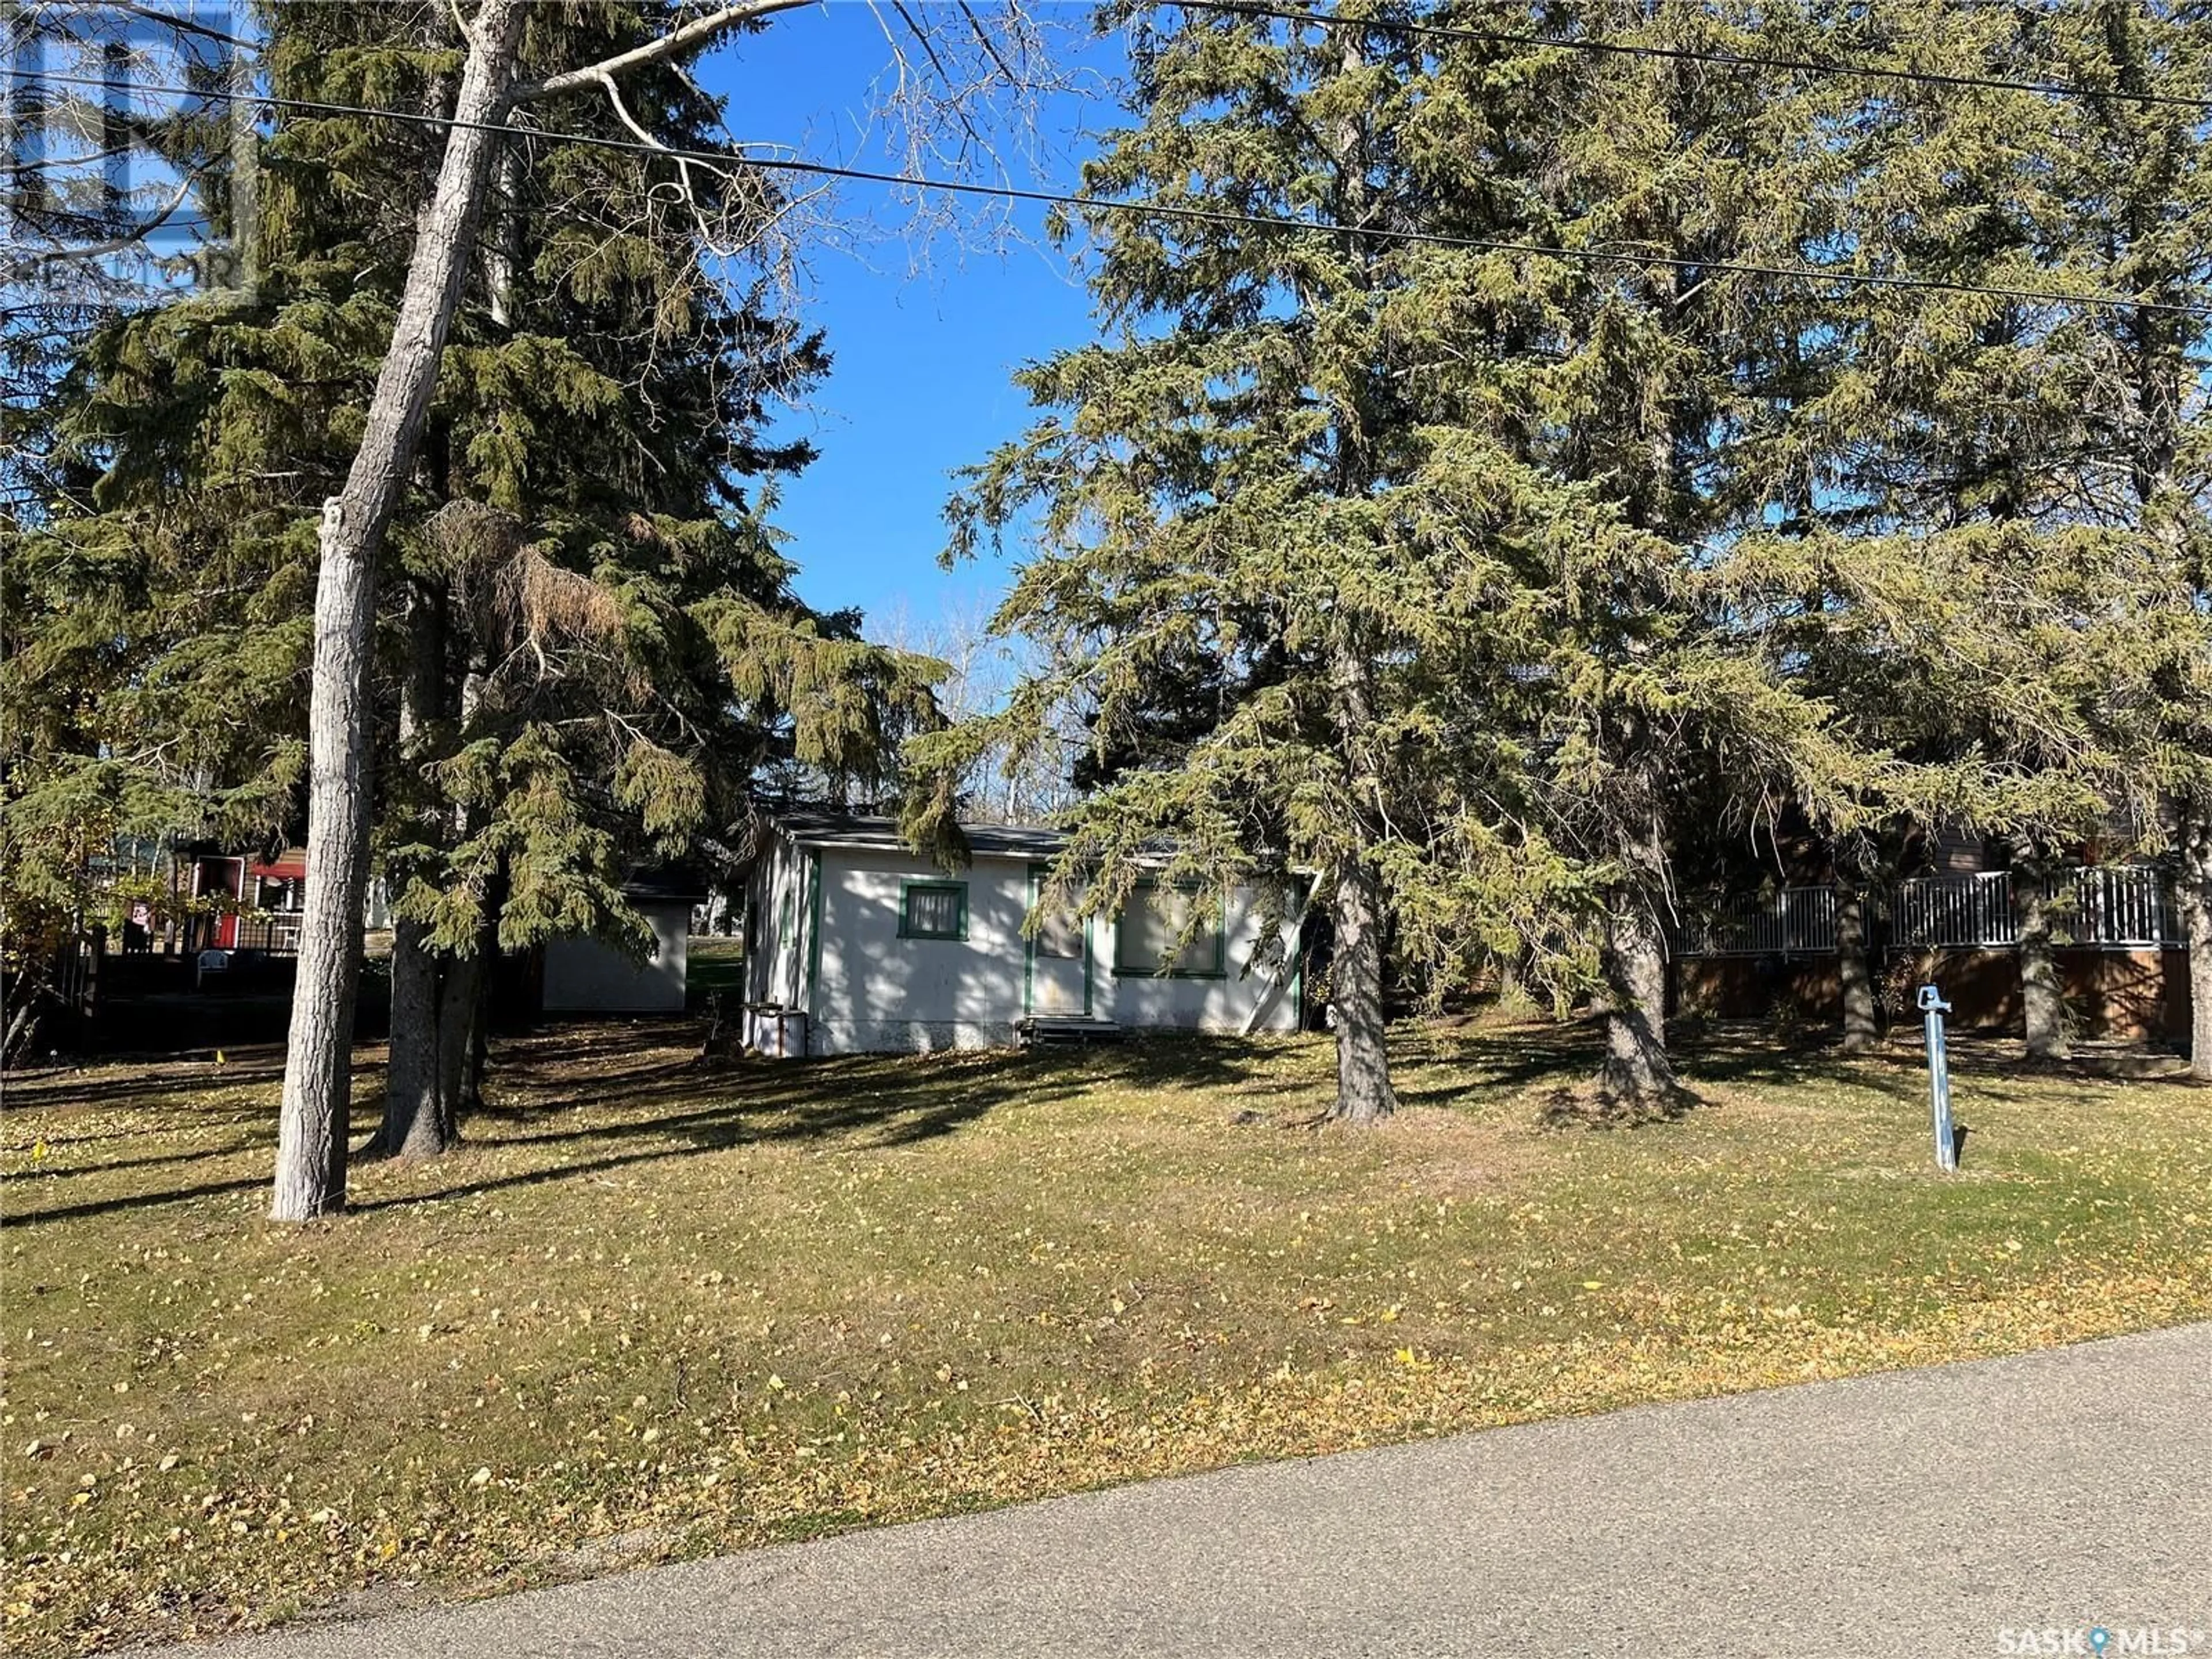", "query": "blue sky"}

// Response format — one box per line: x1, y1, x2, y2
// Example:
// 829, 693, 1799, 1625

696, 5, 1125, 633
